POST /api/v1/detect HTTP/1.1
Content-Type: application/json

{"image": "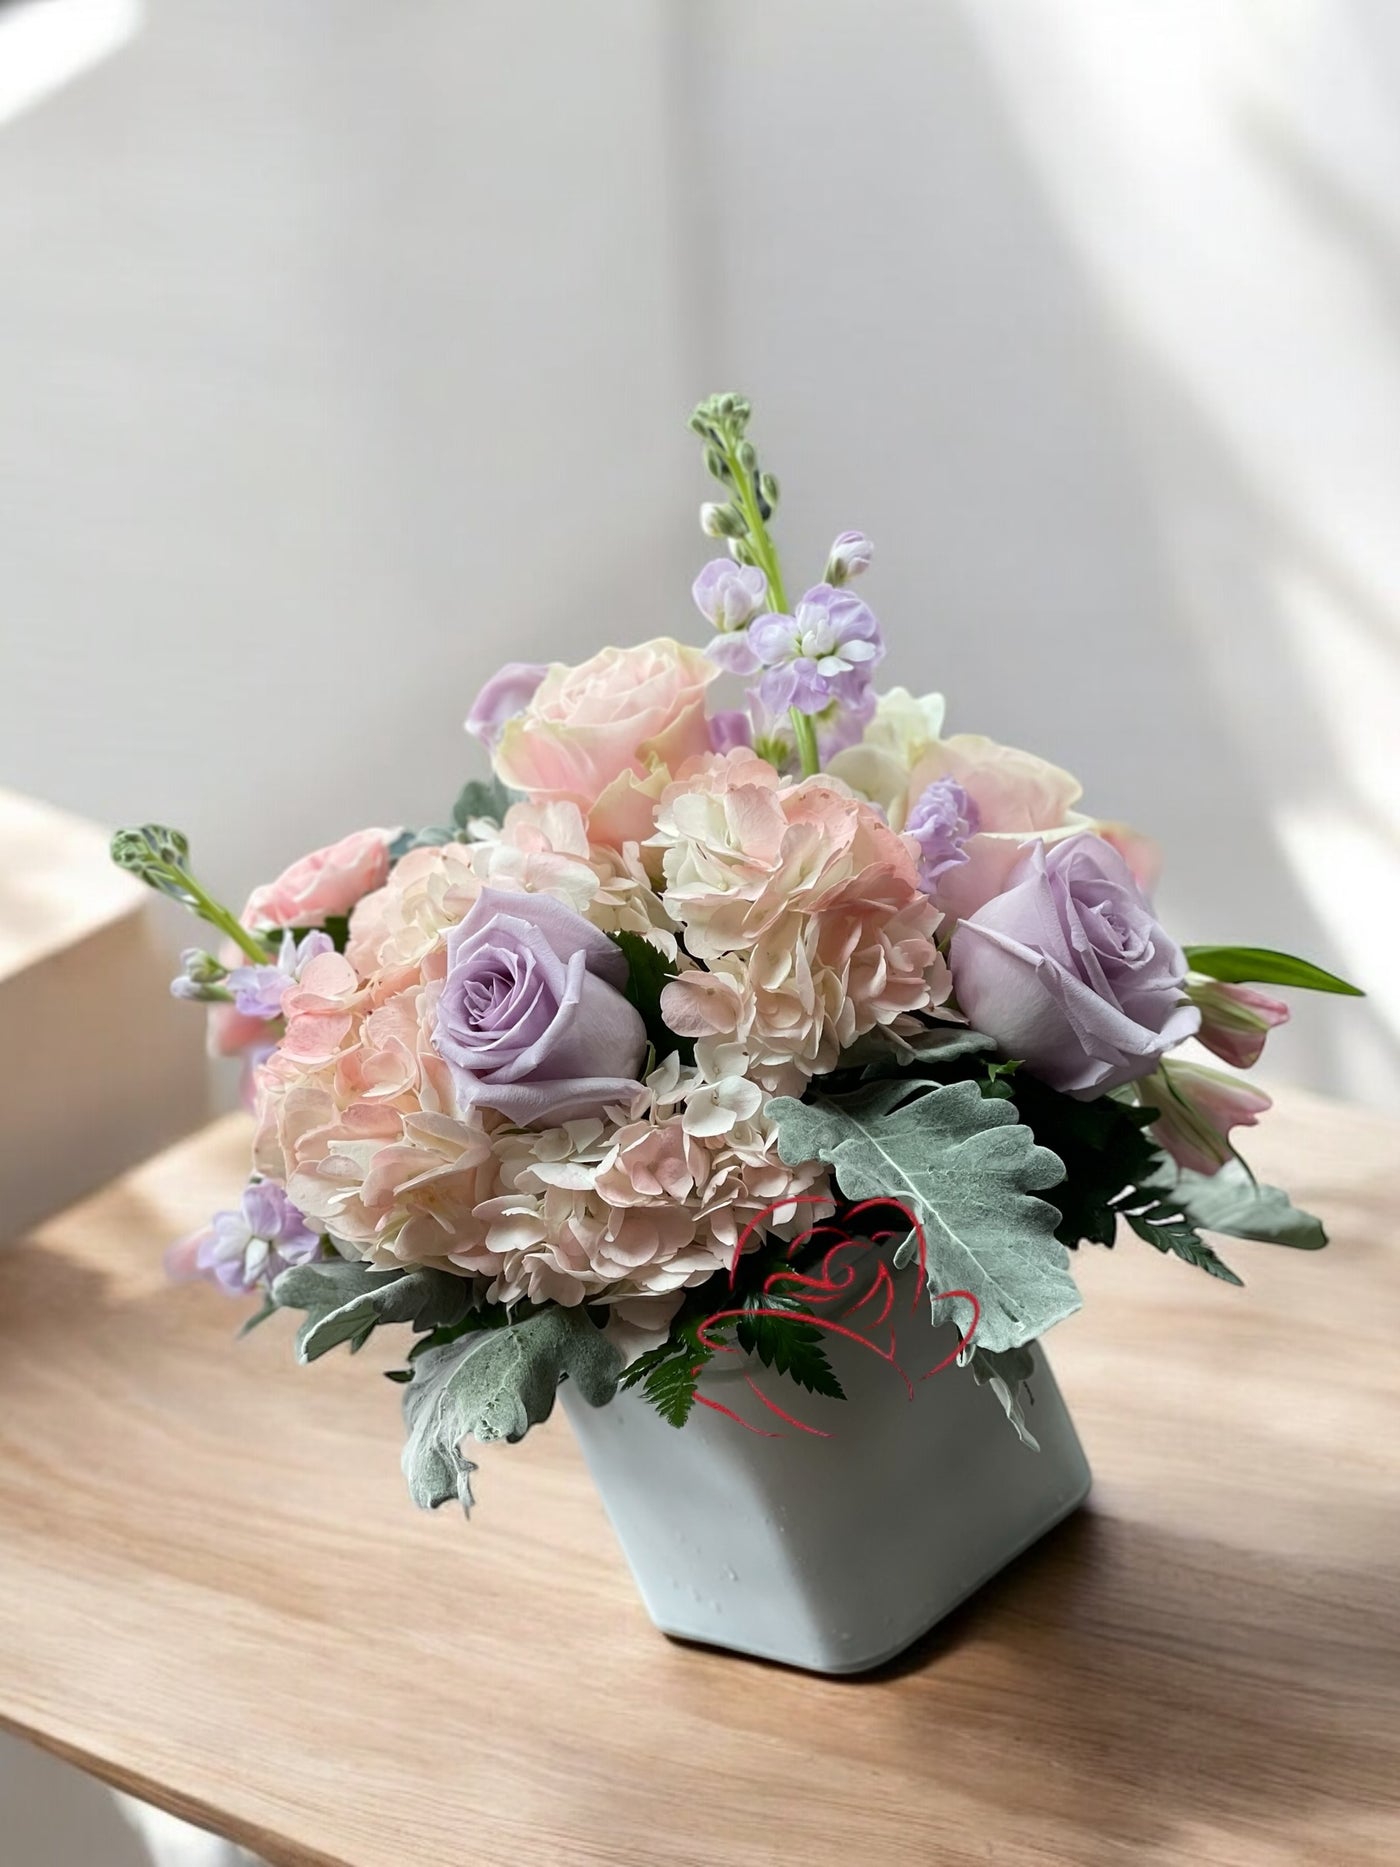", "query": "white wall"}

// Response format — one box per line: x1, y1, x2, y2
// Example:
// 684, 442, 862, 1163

3, 0, 1396, 1114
